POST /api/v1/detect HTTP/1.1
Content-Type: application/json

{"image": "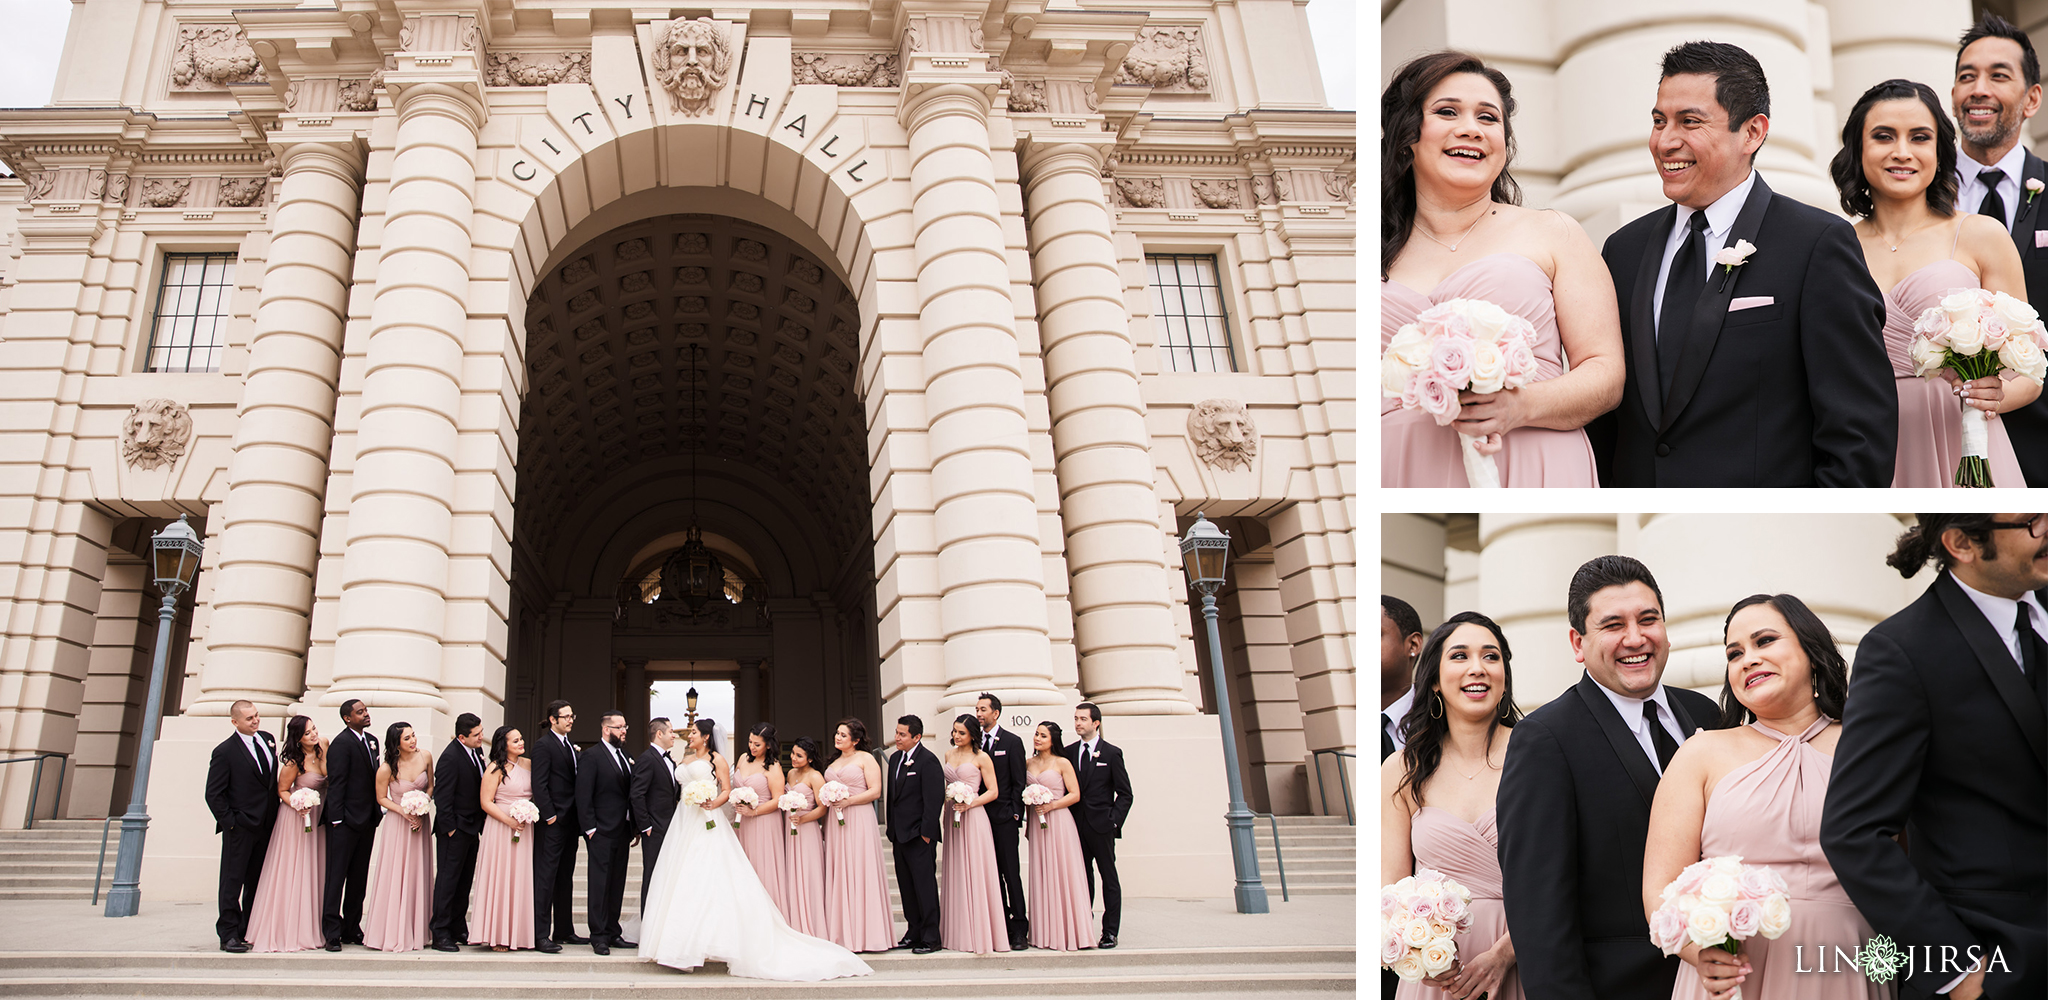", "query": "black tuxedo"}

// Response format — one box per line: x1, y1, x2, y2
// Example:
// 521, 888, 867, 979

203, 729, 278, 944
886, 742, 943, 947
1062, 737, 1133, 936
1592, 173, 1894, 486
429, 739, 486, 945
322, 726, 380, 946
528, 728, 580, 942
1974, 147, 2048, 485
981, 725, 1029, 944
1820, 574, 2047, 999
1497, 673, 1727, 1000
576, 739, 634, 942
629, 745, 680, 910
